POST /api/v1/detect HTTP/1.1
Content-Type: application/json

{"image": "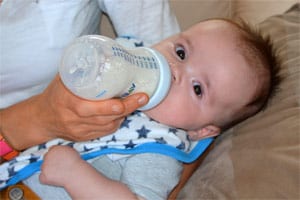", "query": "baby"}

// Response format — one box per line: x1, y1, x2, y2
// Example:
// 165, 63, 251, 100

28, 18, 280, 200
